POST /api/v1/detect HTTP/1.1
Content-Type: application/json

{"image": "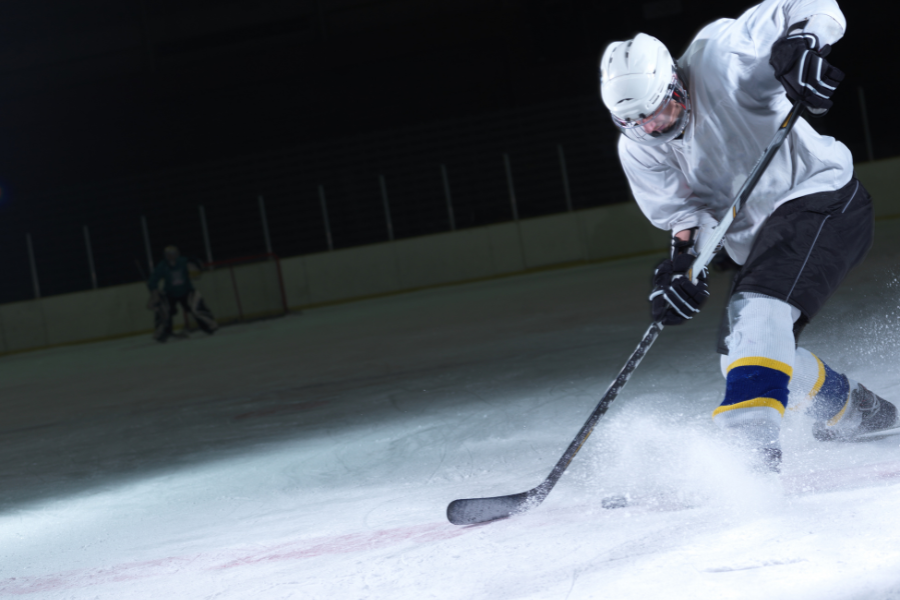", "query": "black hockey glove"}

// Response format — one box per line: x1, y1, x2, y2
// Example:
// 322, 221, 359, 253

770, 32, 844, 115
649, 252, 709, 326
